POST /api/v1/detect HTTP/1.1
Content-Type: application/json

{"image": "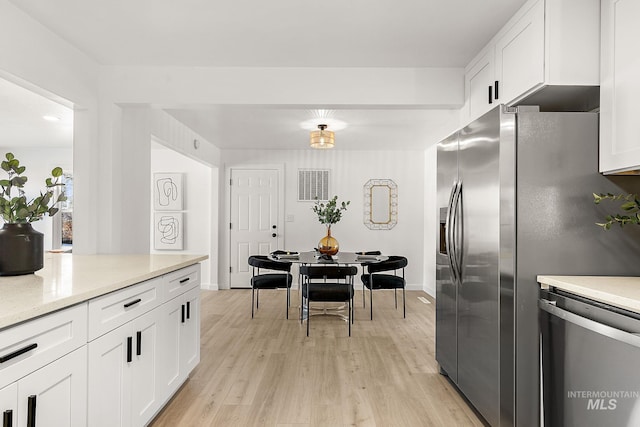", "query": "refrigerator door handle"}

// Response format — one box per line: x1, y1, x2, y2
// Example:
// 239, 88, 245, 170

445, 181, 458, 284
451, 180, 463, 283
